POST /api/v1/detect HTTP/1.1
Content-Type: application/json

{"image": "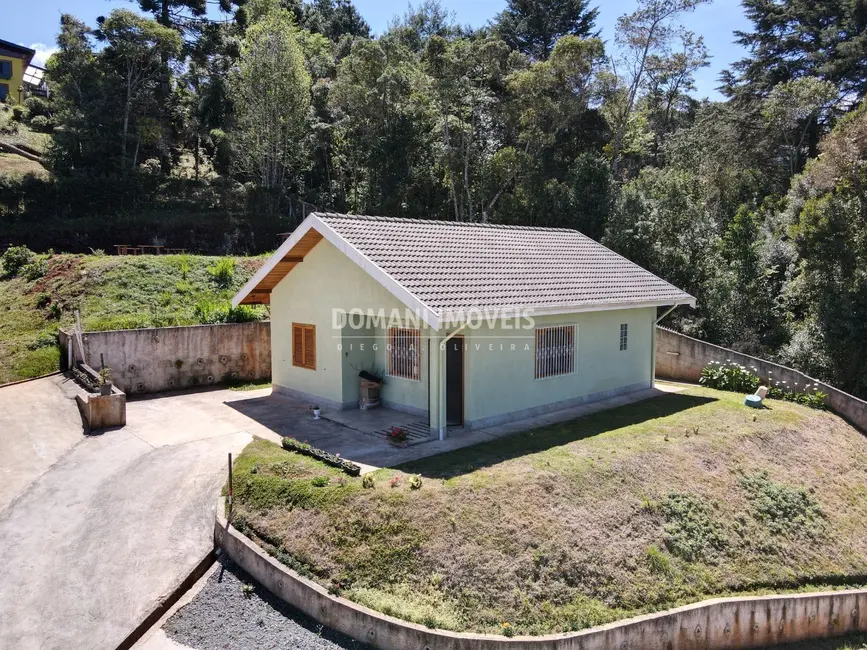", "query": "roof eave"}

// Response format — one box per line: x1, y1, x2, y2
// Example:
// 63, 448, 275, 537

439, 297, 696, 325
231, 214, 442, 329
